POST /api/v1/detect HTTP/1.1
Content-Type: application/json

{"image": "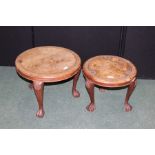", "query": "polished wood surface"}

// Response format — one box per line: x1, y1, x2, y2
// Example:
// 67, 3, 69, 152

83, 55, 137, 112
83, 55, 137, 87
16, 46, 81, 82
15, 46, 81, 118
